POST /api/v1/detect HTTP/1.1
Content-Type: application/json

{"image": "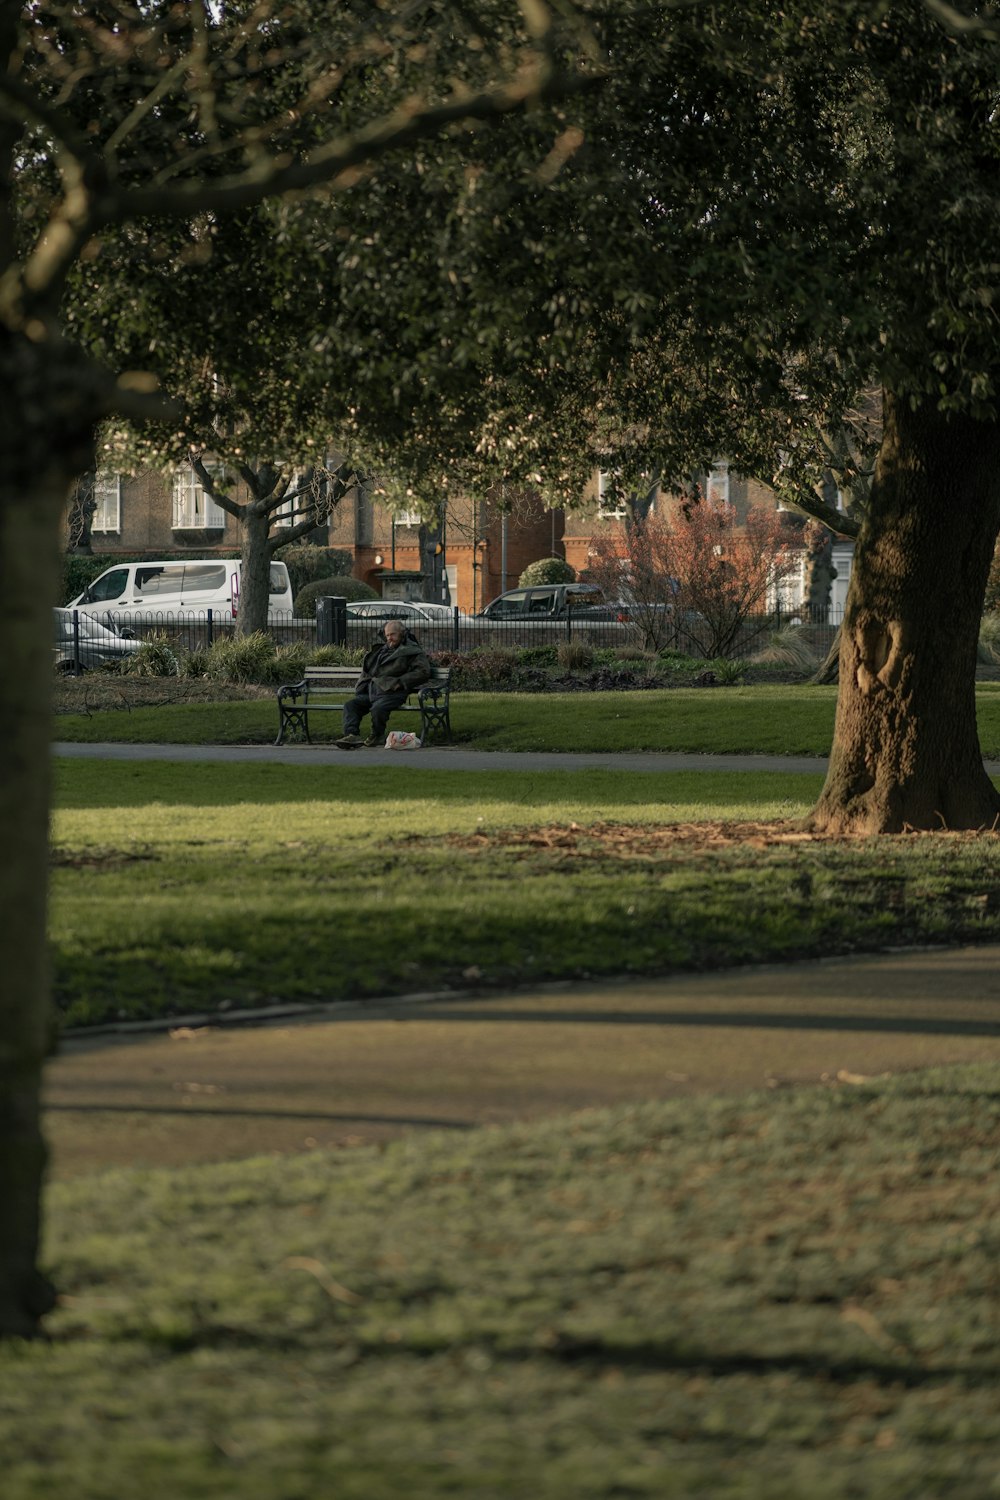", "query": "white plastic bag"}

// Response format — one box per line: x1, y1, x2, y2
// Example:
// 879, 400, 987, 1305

385, 730, 421, 750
